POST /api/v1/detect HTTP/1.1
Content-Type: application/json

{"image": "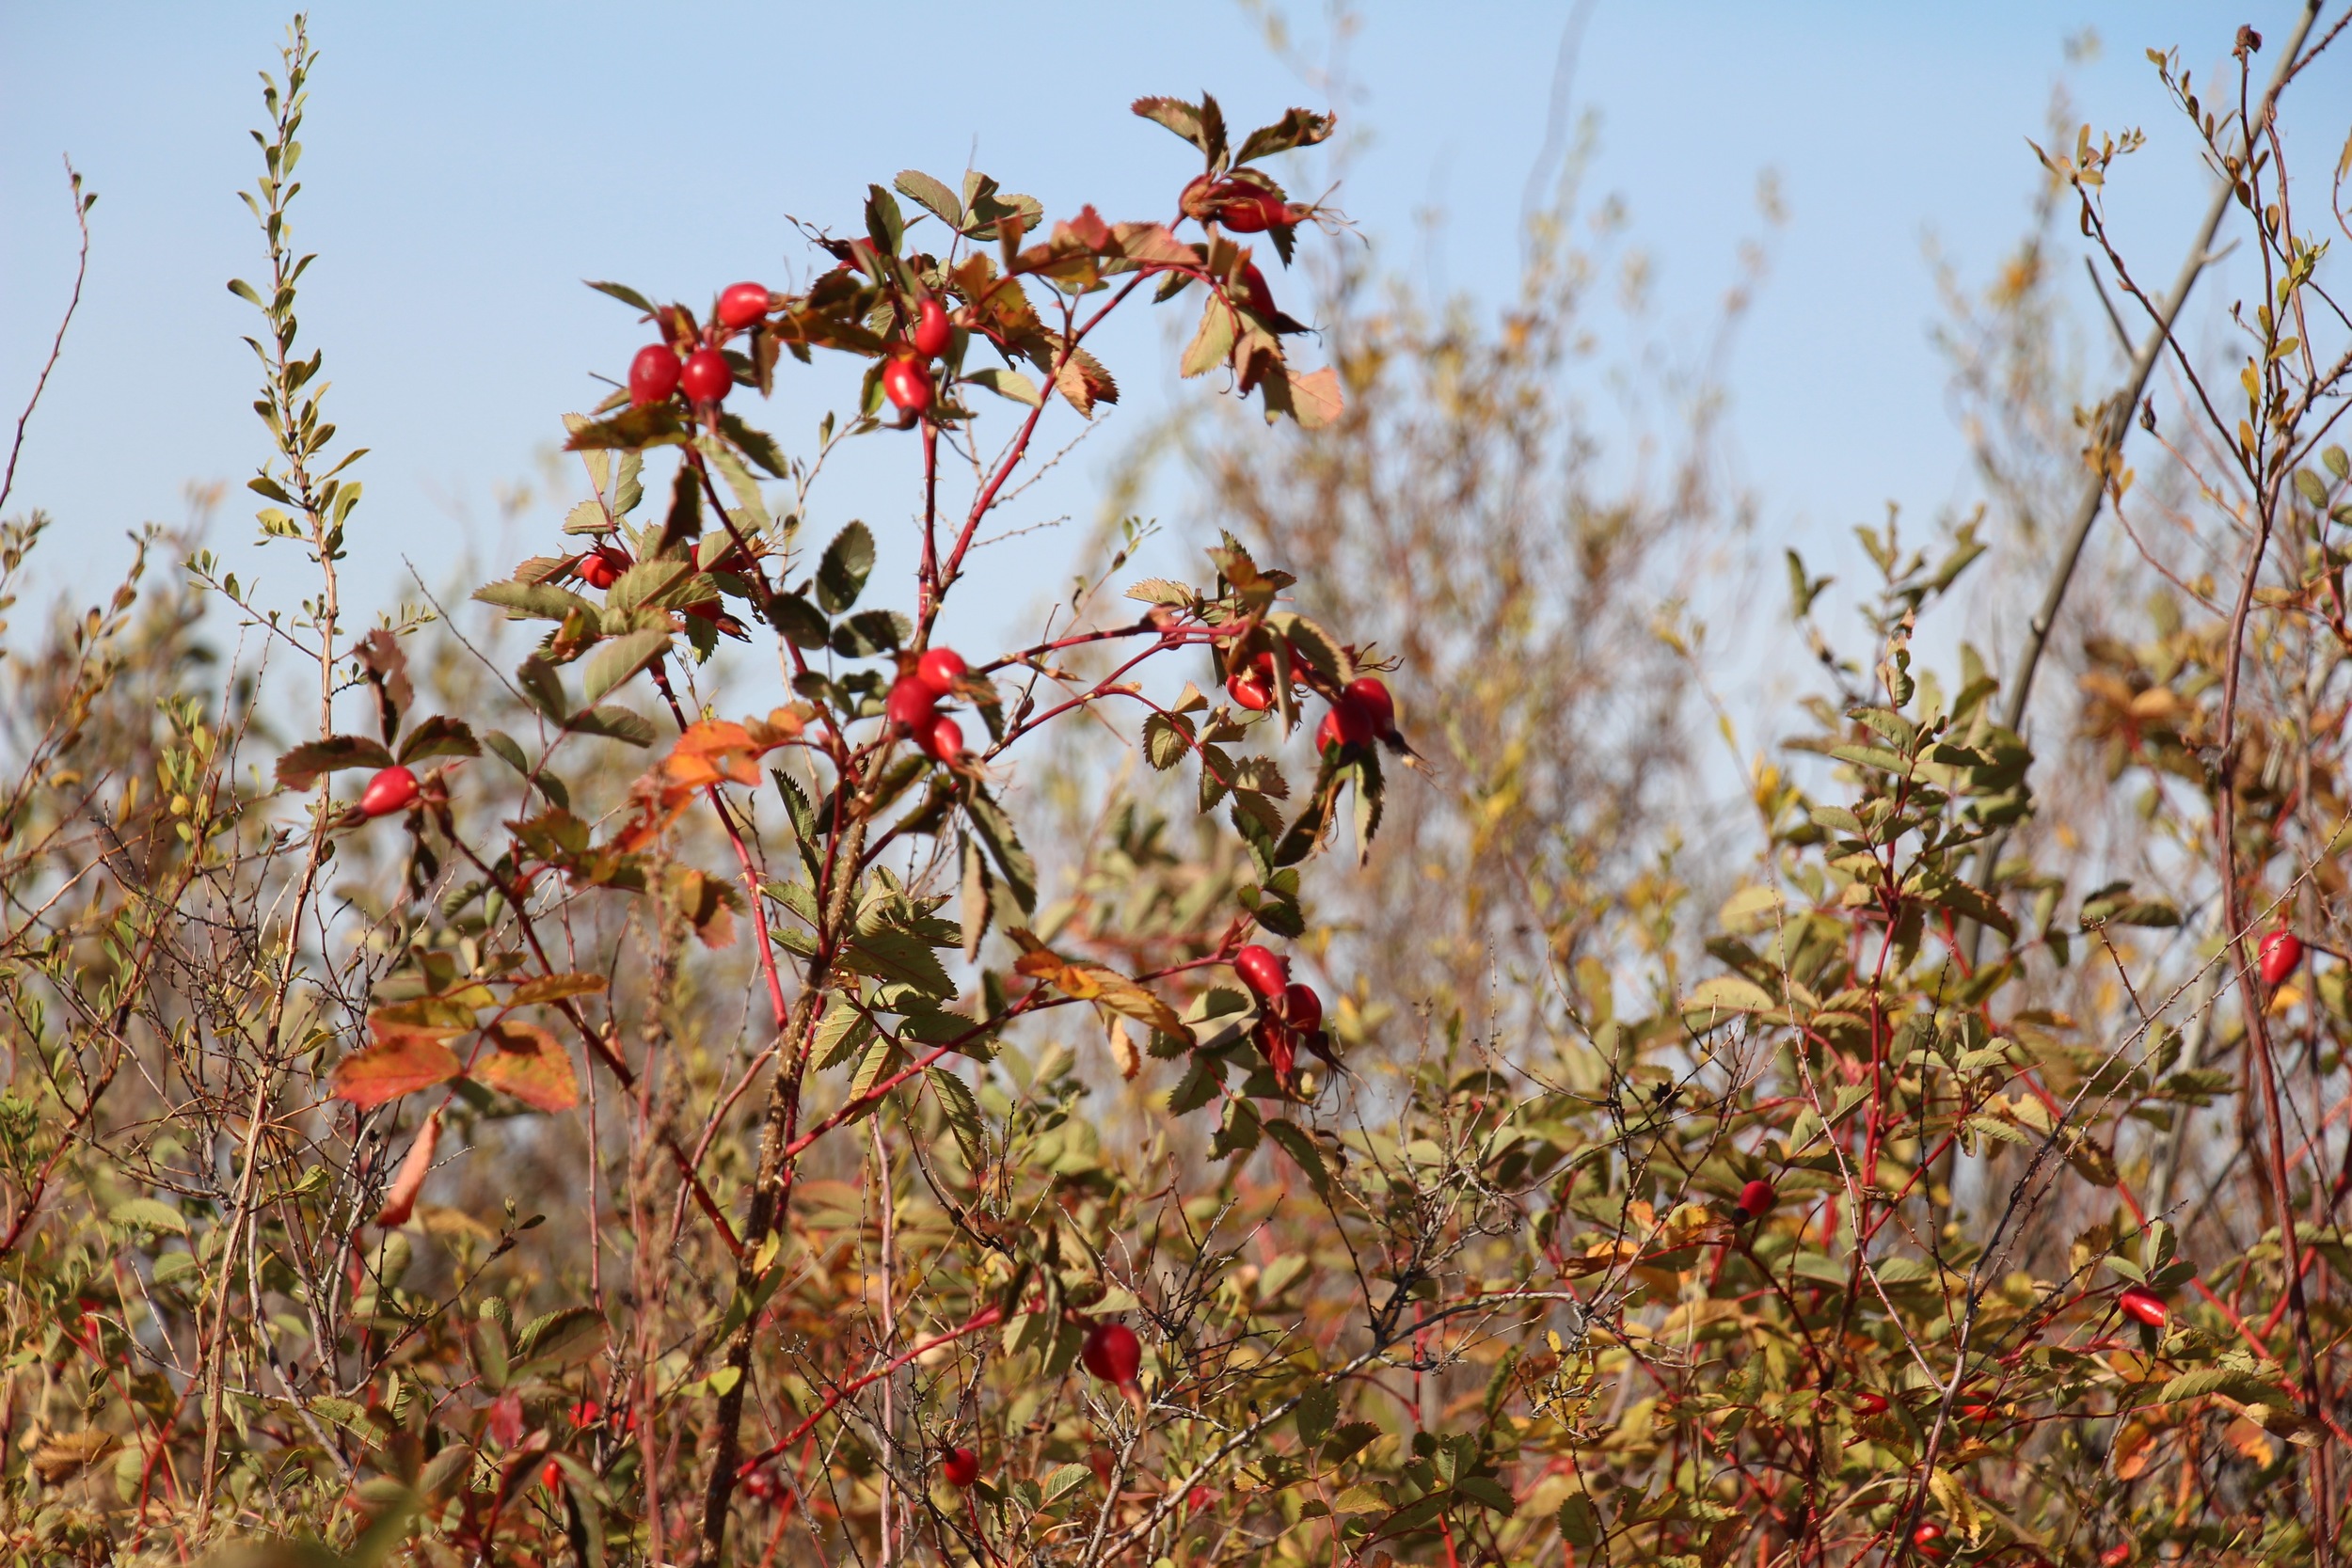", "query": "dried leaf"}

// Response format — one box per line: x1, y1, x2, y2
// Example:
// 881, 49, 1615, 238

331, 1029, 464, 1111
472, 1021, 580, 1112
374, 1111, 441, 1227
